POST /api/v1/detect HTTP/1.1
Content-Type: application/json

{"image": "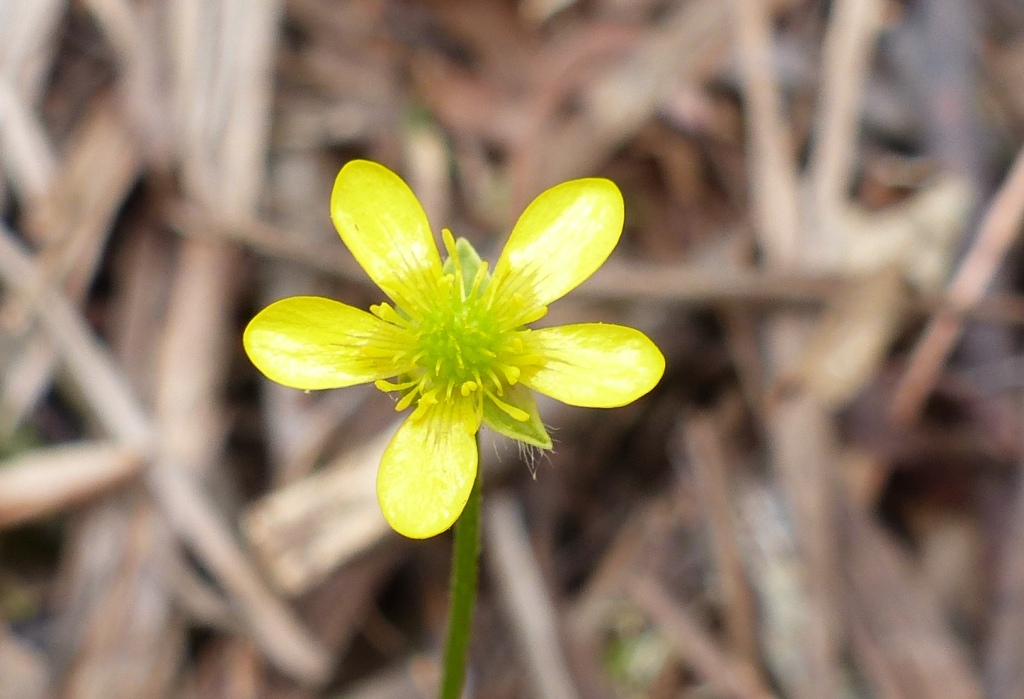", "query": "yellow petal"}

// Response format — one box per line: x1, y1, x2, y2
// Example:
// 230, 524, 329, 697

243, 296, 413, 390
521, 323, 664, 408
377, 398, 480, 539
331, 160, 443, 313
490, 178, 623, 325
